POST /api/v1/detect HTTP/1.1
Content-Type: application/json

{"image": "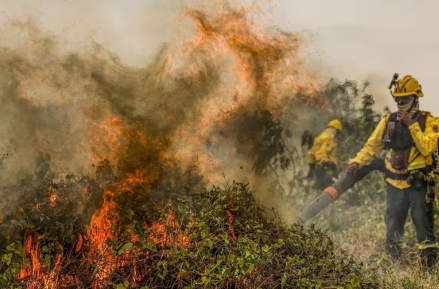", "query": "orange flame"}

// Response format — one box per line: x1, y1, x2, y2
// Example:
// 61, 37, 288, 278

19, 230, 62, 288
17, 3, 328, 287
